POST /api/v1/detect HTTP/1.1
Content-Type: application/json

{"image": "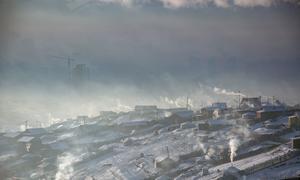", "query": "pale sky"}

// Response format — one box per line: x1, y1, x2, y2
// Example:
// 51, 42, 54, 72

0, 0, 300, 128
